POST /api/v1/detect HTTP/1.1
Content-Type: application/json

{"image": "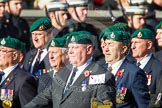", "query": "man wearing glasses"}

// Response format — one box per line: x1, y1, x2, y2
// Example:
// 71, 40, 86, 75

0, 37, 37, 108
